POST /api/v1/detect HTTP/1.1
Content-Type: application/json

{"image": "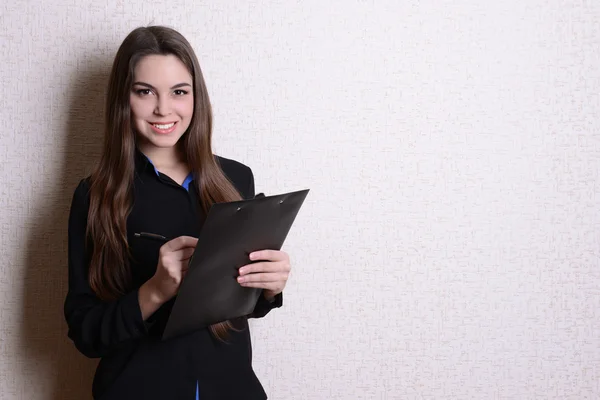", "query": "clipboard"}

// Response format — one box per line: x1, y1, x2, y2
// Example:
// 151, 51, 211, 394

162, 188, 310, 340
